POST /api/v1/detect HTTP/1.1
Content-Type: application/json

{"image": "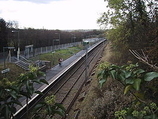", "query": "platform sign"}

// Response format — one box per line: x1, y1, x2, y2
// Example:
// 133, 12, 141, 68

54, 39, 60, 41
1, 68, 10, 74
82, 39, 89, 46
83, 41, 89, 46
